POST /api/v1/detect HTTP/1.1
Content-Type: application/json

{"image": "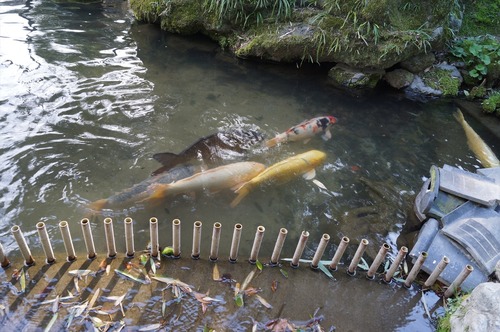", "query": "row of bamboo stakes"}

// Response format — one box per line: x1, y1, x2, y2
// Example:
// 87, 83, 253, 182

0, 217, 473, 298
